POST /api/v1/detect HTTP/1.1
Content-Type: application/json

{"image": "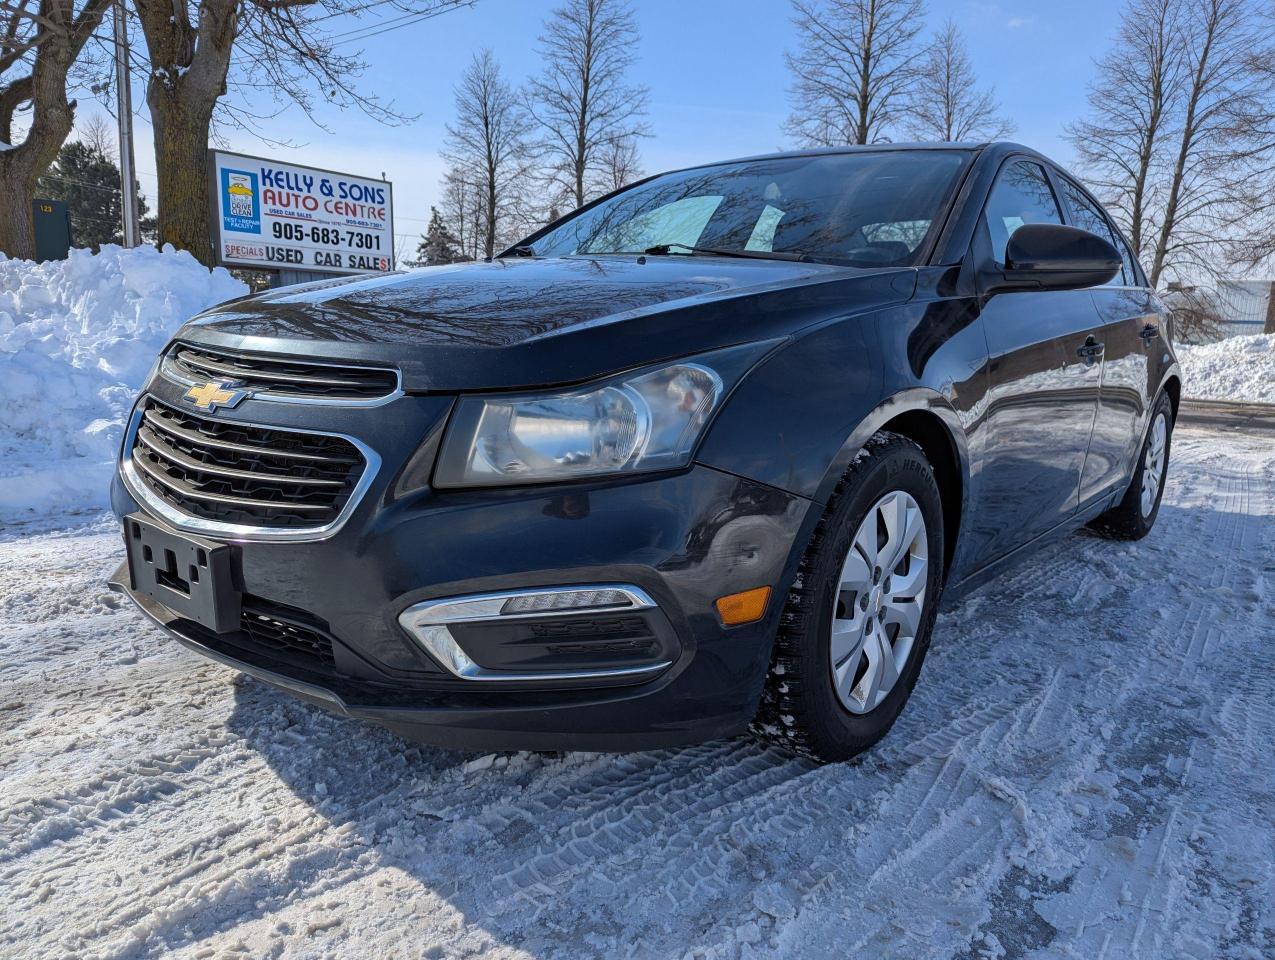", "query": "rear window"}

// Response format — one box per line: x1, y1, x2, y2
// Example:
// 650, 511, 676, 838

1060, 180, 1126, 286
